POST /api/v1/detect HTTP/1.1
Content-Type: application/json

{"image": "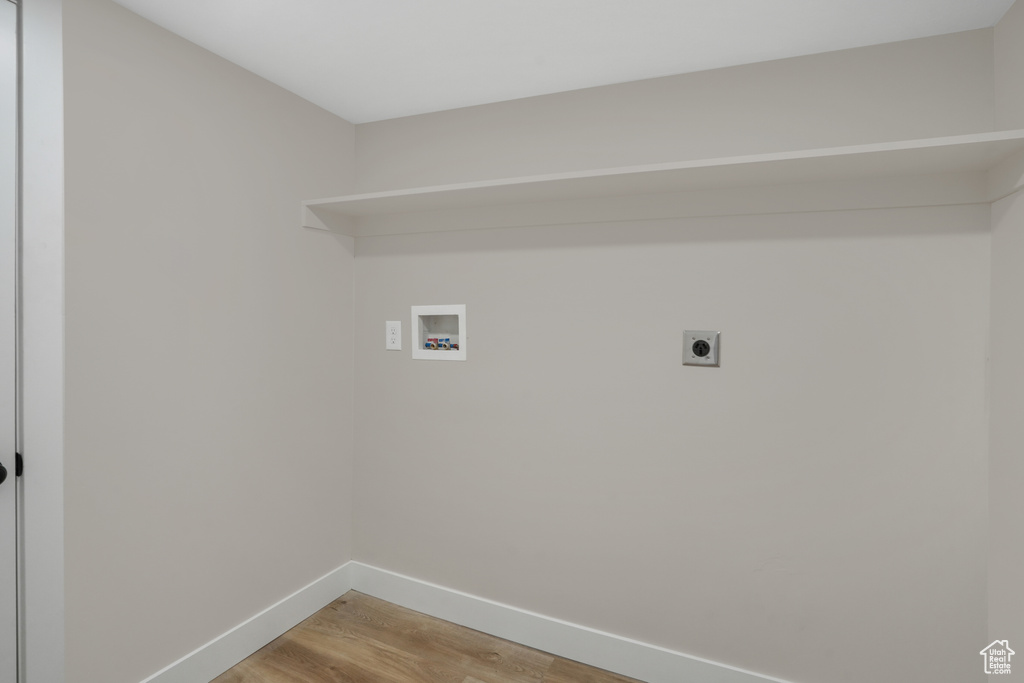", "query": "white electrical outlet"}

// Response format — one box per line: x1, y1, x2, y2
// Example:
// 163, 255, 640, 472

385, 321, 401, 350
